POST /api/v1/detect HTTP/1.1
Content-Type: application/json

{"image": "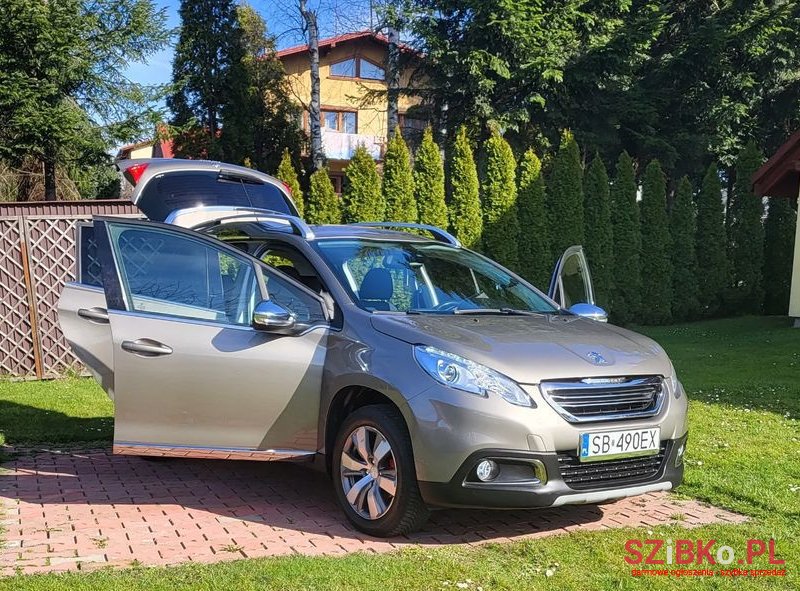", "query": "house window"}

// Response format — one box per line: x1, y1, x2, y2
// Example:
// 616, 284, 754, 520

321, 110, 357, 133
329, 57, 385, 81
